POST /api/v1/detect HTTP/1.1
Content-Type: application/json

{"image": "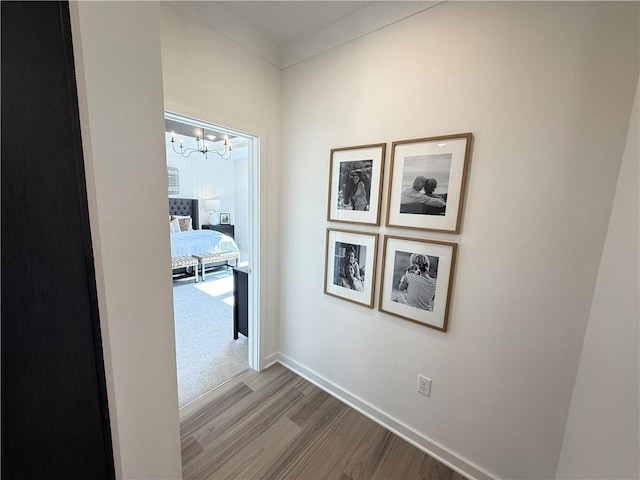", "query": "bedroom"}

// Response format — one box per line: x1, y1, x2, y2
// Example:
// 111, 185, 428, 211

165, 112, 255, 406
165, 112, 250, 265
